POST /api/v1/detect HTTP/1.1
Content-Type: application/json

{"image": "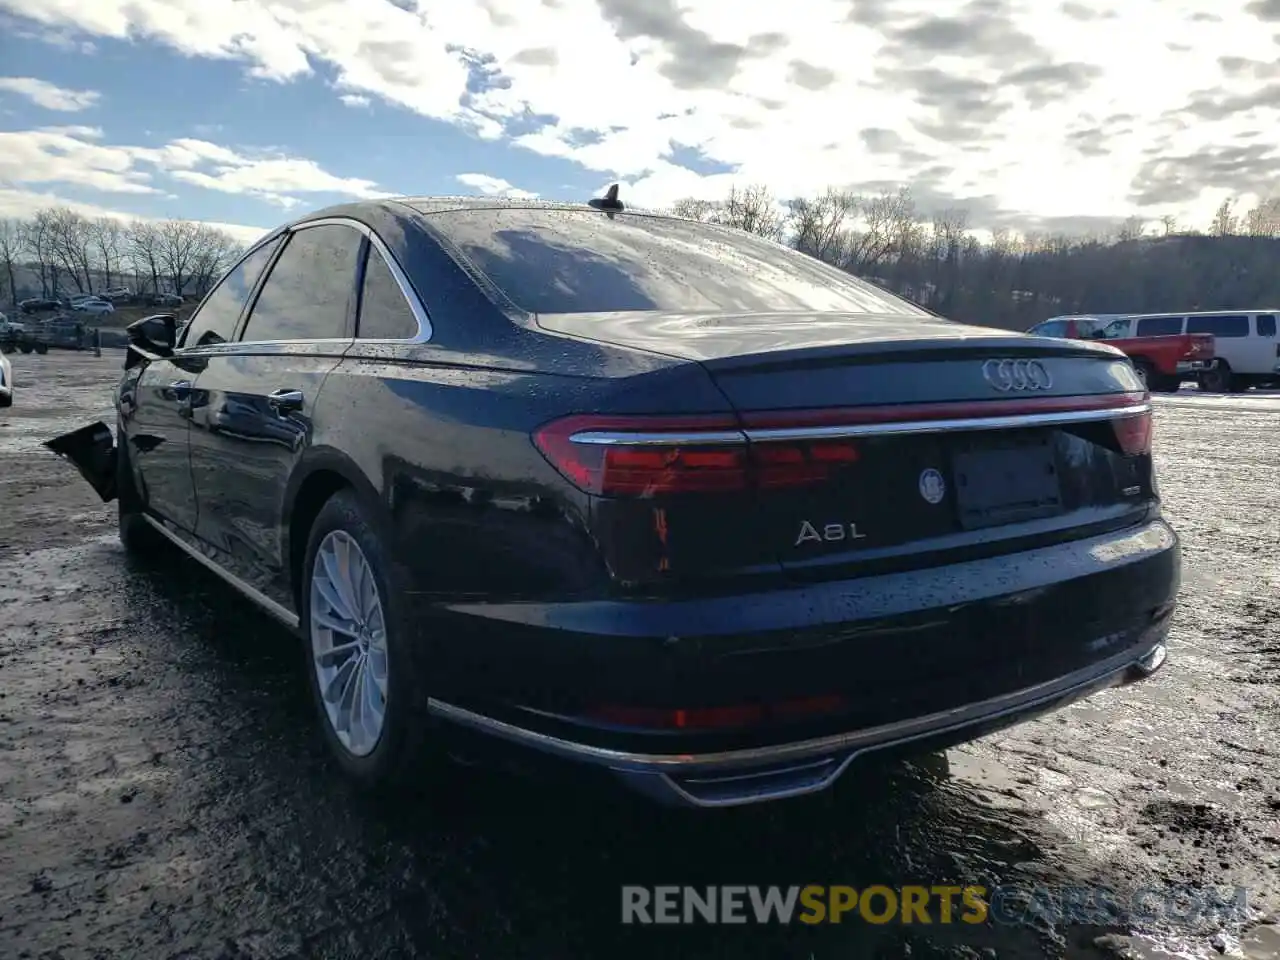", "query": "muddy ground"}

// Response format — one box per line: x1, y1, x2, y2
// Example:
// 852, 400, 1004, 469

1, 351, 1279, 960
